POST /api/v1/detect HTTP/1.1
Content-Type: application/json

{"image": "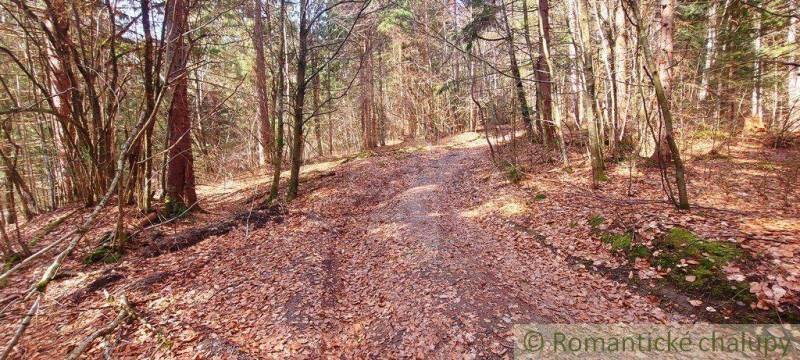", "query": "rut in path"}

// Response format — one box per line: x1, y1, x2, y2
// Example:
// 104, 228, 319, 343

310, 146, 564, 355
